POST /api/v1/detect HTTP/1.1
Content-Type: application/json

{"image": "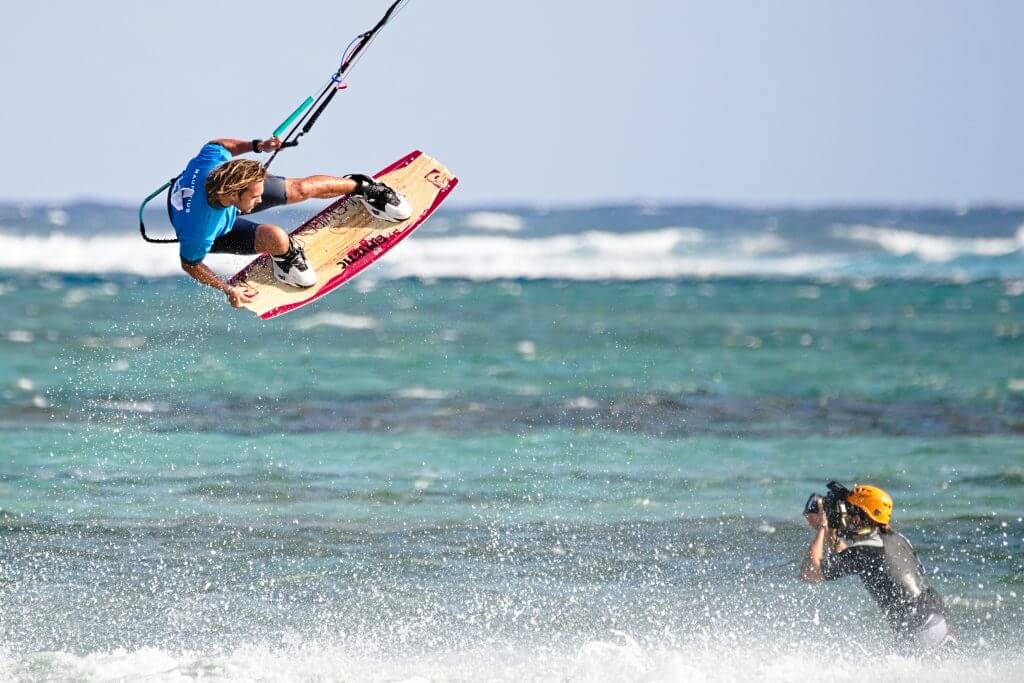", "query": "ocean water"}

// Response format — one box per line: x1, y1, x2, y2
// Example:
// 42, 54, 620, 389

1, 203, 1023, 681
